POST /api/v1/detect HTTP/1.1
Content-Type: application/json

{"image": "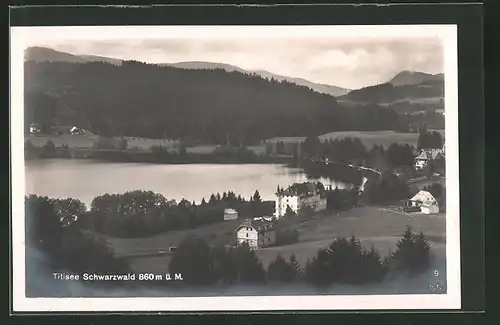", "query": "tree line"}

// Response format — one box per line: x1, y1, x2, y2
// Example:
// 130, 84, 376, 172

341, 80, 444, 104
25, 60, 406, 143
298, 131, 443, 172
74, 190, 274, 238
417, 128, 444, 150
25, 195, 132, 285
